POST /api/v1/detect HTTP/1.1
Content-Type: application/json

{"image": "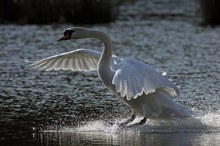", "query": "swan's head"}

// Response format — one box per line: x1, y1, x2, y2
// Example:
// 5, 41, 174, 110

57, 27, 90, 41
